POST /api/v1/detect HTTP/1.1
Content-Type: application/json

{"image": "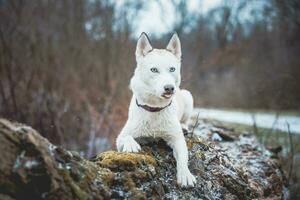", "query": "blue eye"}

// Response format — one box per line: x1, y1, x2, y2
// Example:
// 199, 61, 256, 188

150, 67, 159, 73
169, 67, 175, 72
